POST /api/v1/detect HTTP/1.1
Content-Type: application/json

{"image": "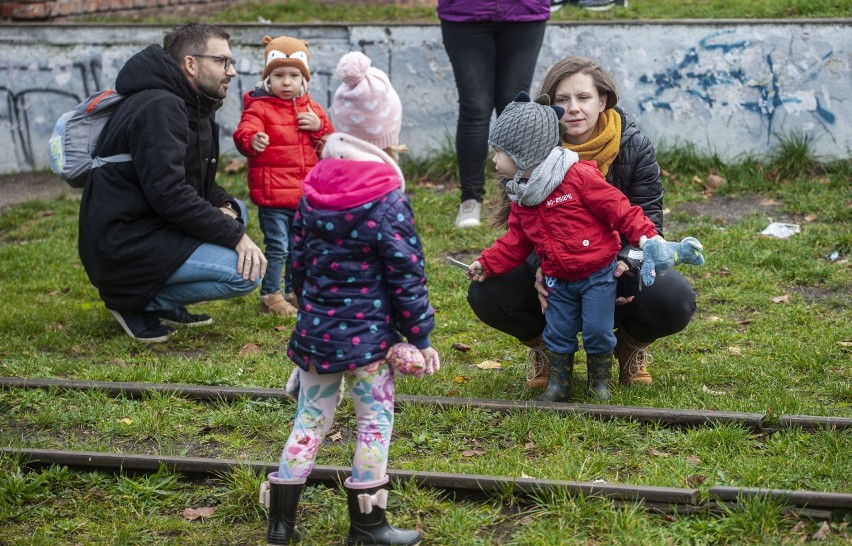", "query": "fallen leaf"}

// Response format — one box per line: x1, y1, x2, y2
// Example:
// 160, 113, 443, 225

222, 157, 246, 174
760, 198, 779, 206
328, 432, 343, 442
119, 418, 133, 425
241, 343, 261, 355
686, 455, 701, 464
475, 360, 502, 370
791, 521, 807, 533
709, 316, 722, 322
182, 506, 215, 521
727, 346, 743, 357
452, 342, 471, 352
702, 385, 727, 396
704, 173, 727, 191
771, 294, 792, 304
461, 449, 485, 457
812, 521, 831, 540
111, 358, 127, 366
453, 376, 467, 384
274, 325, 289, 331
650, 448, 671, 457
803, 213, 818, 223
686, 474, 706, 487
